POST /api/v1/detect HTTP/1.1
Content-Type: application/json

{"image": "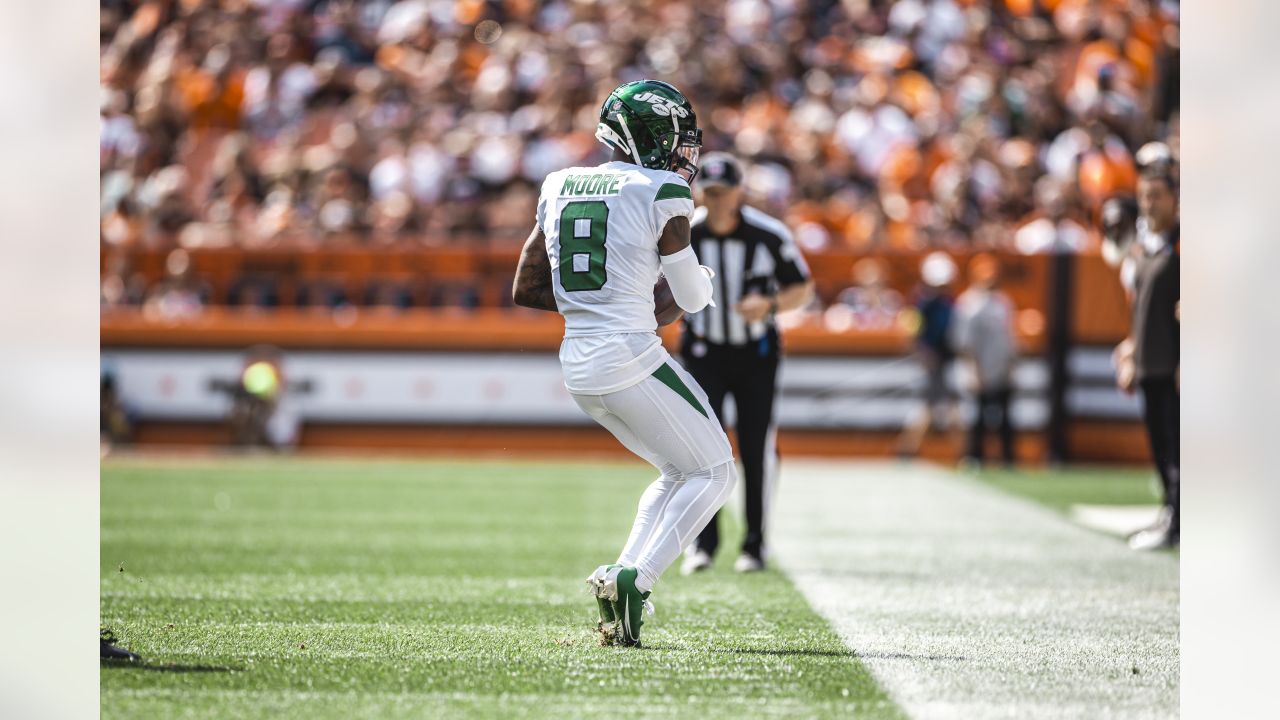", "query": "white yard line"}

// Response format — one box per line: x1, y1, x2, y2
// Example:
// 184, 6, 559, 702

771, 461, 1179, 720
